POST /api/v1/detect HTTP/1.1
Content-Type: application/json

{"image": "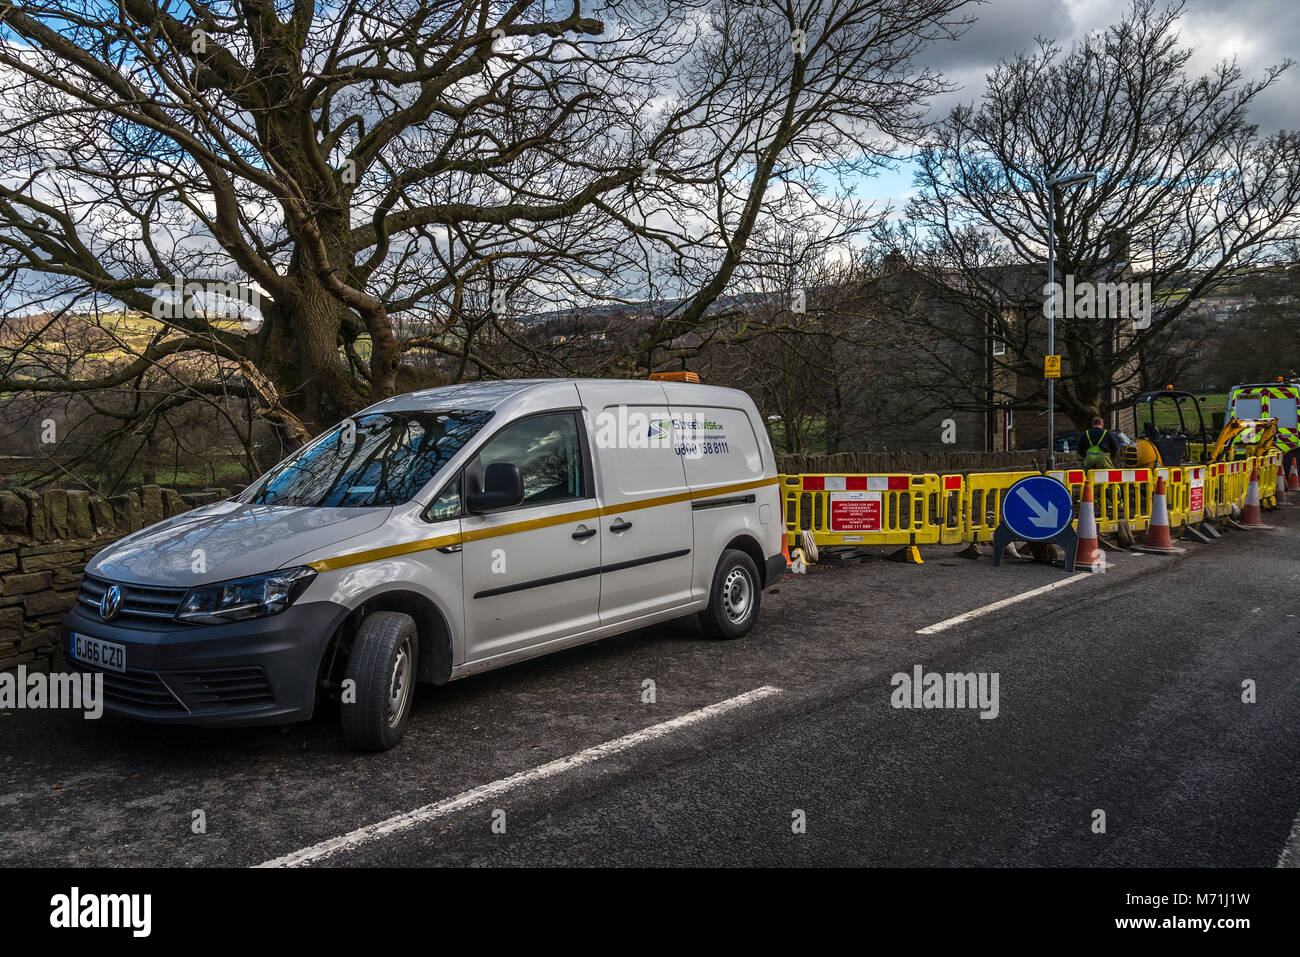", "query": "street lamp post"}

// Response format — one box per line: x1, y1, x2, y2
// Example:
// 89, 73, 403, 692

1045, 170, 1097, 470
